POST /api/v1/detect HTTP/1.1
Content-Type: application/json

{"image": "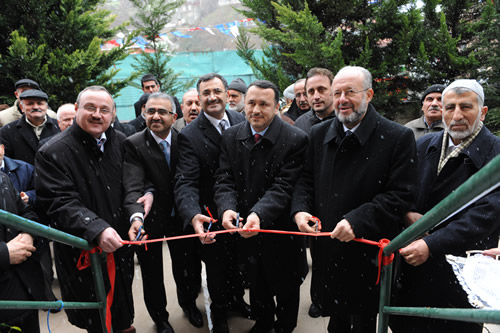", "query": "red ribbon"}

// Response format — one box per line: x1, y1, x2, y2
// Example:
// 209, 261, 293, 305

77, 247, 115, 333
122, 227, 394, 285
